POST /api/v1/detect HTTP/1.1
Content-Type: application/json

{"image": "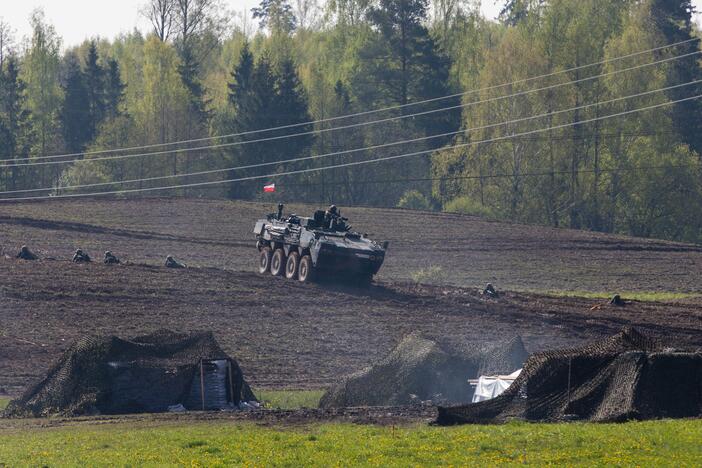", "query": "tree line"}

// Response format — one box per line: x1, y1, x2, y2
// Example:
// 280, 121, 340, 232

0, 0, 701, 243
